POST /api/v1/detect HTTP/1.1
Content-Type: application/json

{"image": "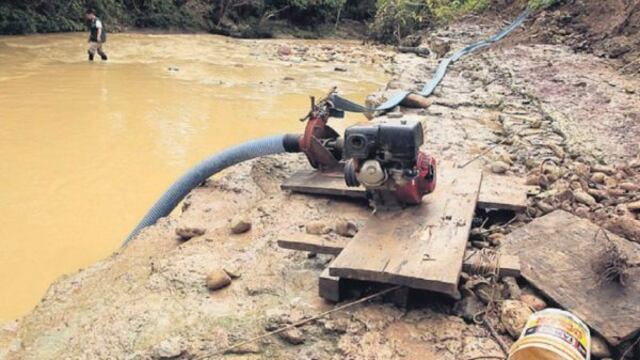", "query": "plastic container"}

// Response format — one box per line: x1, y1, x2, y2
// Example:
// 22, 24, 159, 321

508, 308, 591, 360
